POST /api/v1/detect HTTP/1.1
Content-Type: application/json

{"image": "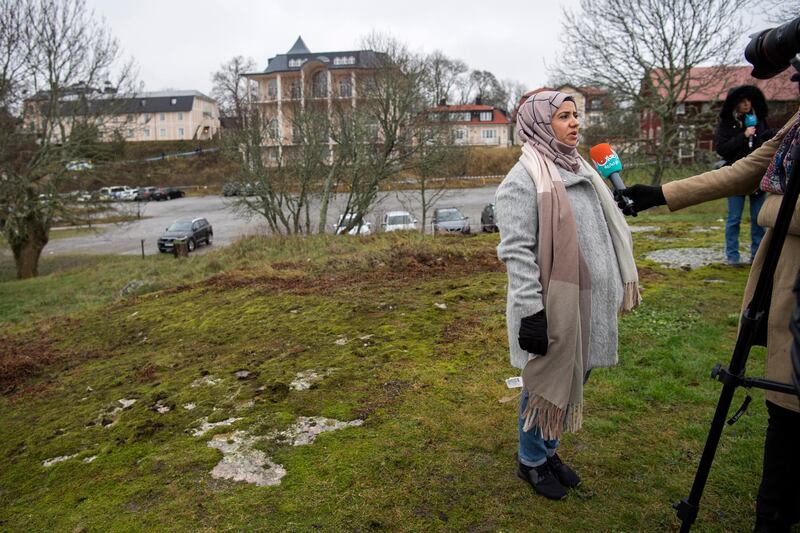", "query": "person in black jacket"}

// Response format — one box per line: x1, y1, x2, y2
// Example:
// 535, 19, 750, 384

715, 85, 775, 266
